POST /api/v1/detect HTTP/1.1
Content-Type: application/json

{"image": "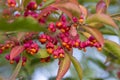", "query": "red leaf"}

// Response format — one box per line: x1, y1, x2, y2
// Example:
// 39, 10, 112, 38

51, 1, 81, 19
37, 6, 57, 19
96, 0, 107, 13
10, 46, 25, 60
82, 26, 104, 46
56, 53, 71, 80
